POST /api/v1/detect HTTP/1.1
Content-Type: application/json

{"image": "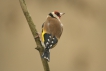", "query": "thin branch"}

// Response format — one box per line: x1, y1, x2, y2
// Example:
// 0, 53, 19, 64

19, 0, 50, 71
